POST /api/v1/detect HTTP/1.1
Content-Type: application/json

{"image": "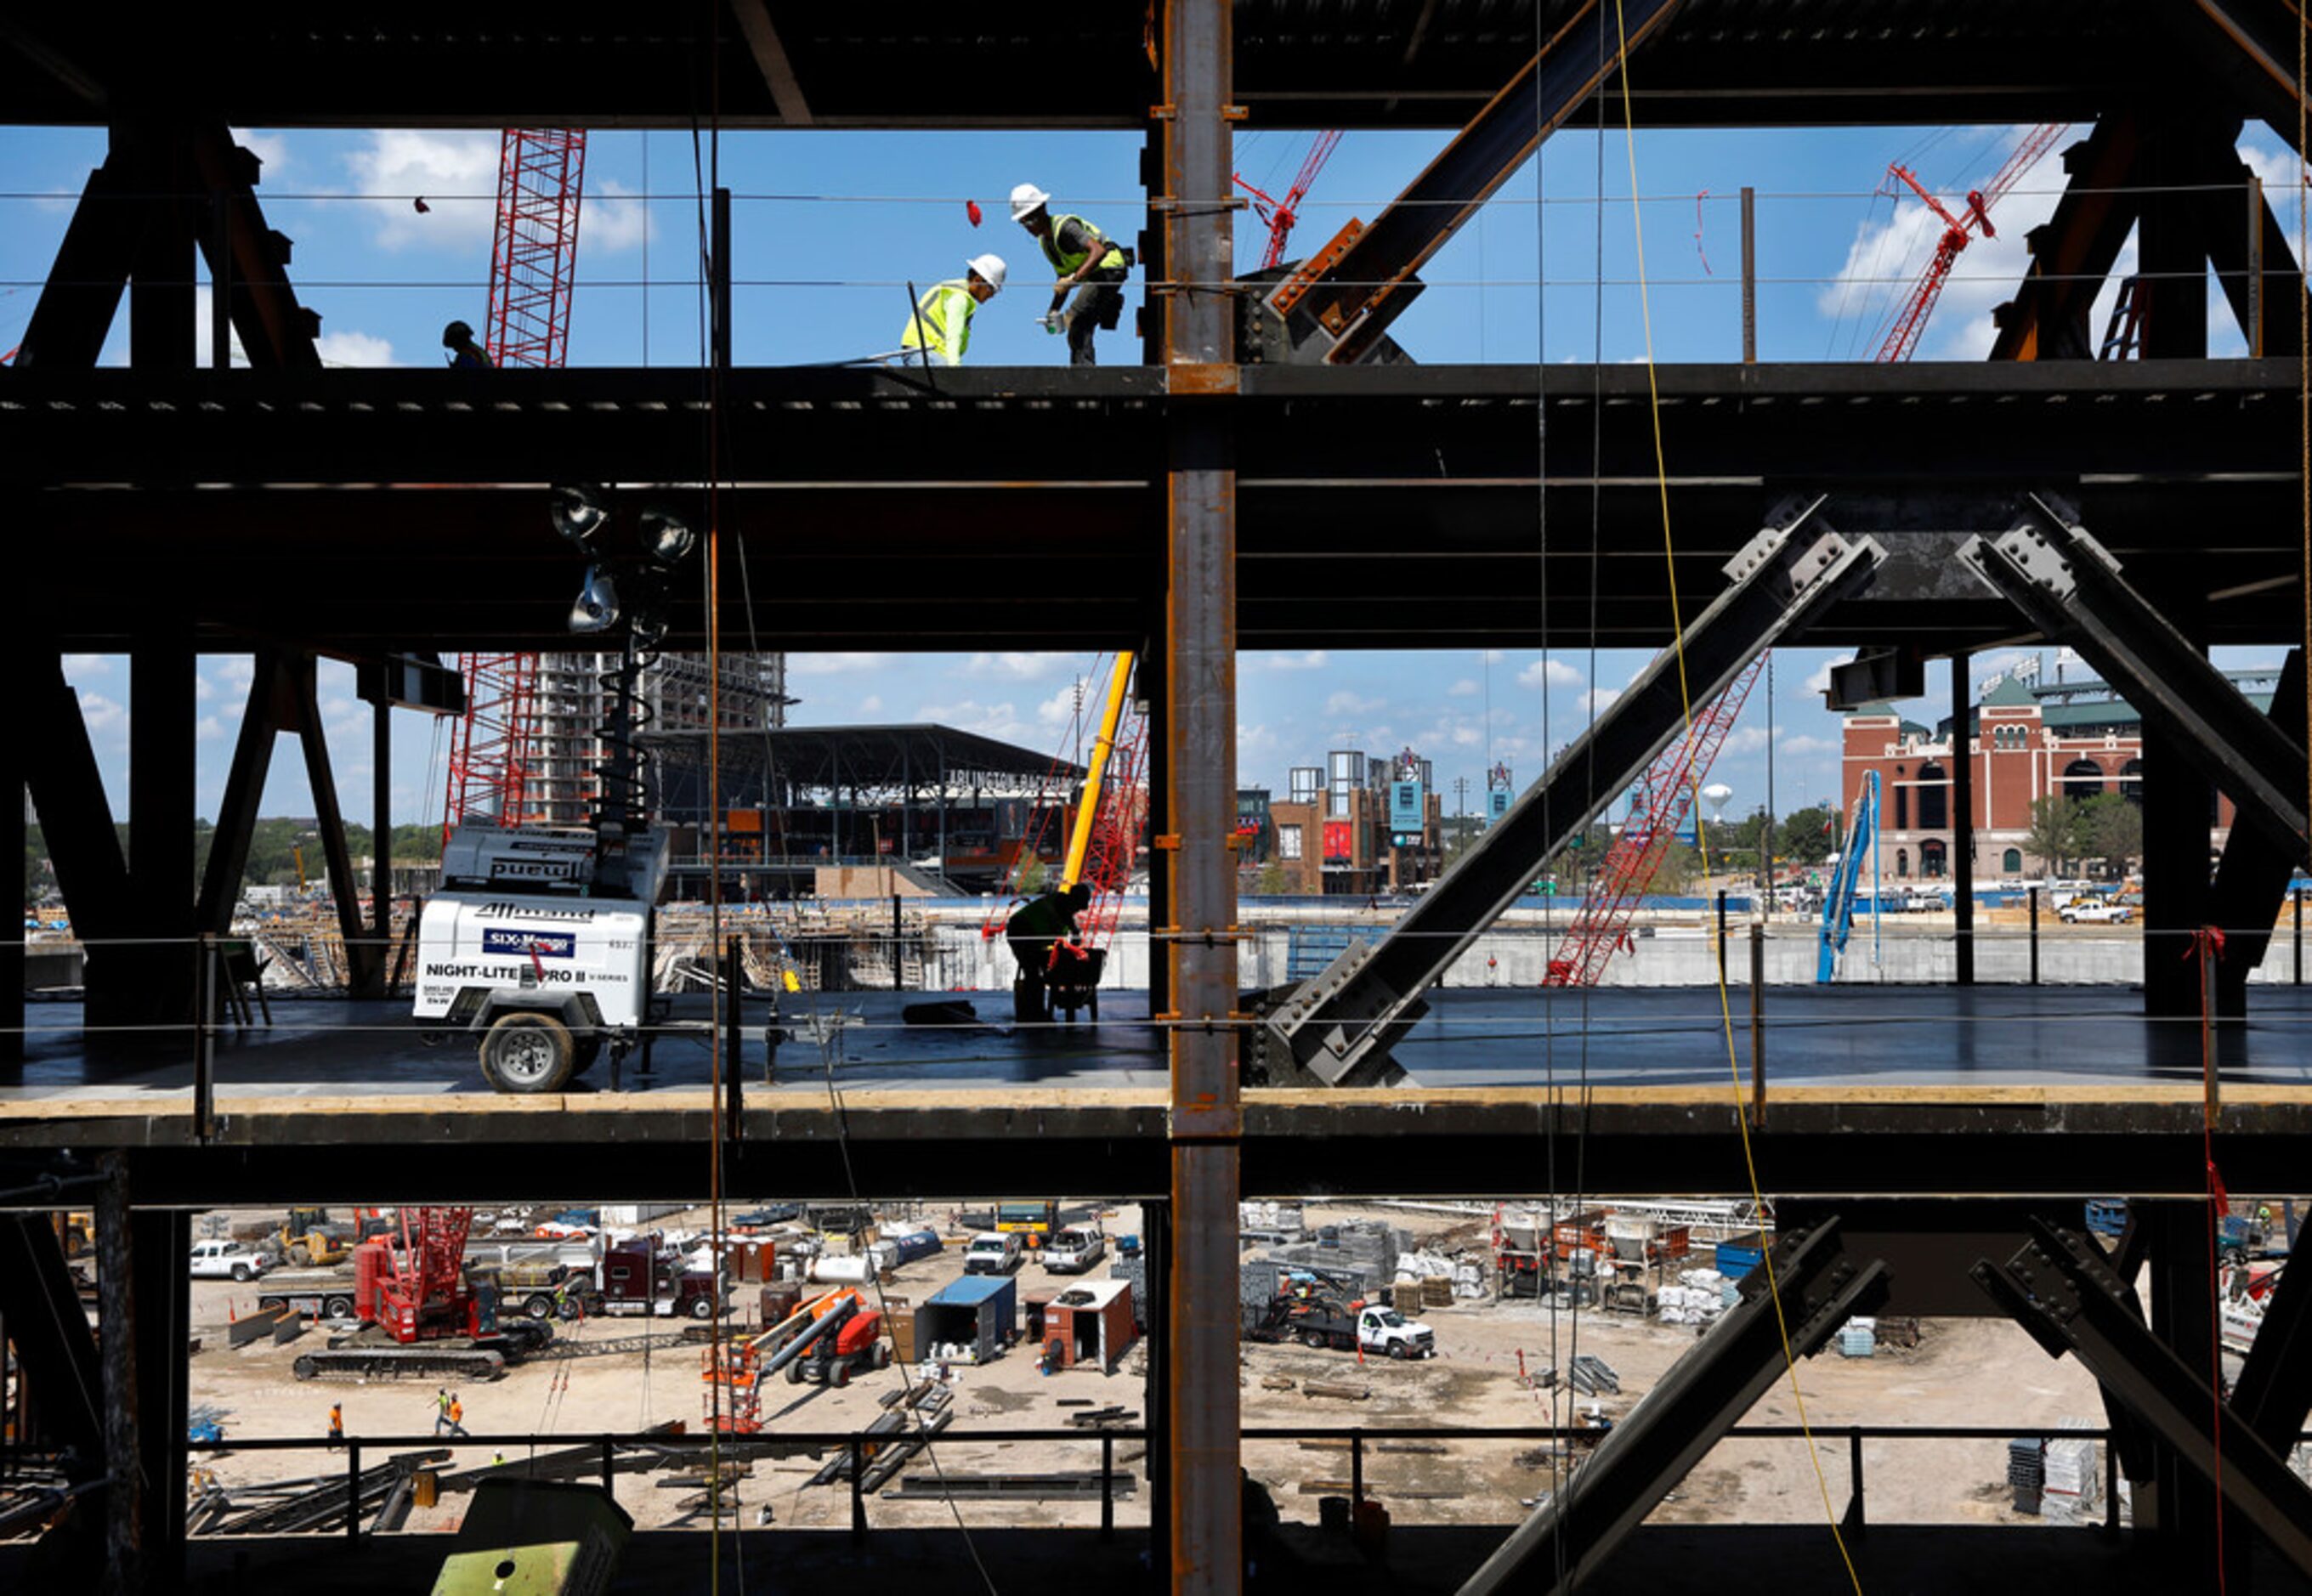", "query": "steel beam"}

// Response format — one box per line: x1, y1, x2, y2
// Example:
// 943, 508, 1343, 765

194, 651, 286, 934
128, 625, 197, 1033
188, 124, 320, 371
1159, 3, 1240, 1591
288, 655, 380, 991
2233, 1217, 2312, 1457
9, 159, 136, 371
1256, 0, 1682, 365
0, 1214, 105, 1471
2153, 0, 2312, 156
1973, 1214, 2312, 1576
25, 649, 130, 946
1957, 502, 2309, 867
2209, 648, 2307, 1019
1460, 1217, 1889, 1593
1991, 115, 2144, 361
1257, 500, 1885, 1087
129, 1208, 187, 1588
